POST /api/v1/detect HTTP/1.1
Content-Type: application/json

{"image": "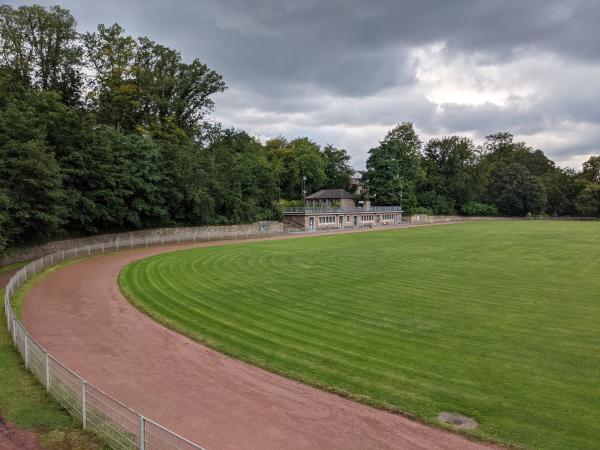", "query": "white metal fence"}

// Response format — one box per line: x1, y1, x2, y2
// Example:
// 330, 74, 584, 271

2, 228, 280, 450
